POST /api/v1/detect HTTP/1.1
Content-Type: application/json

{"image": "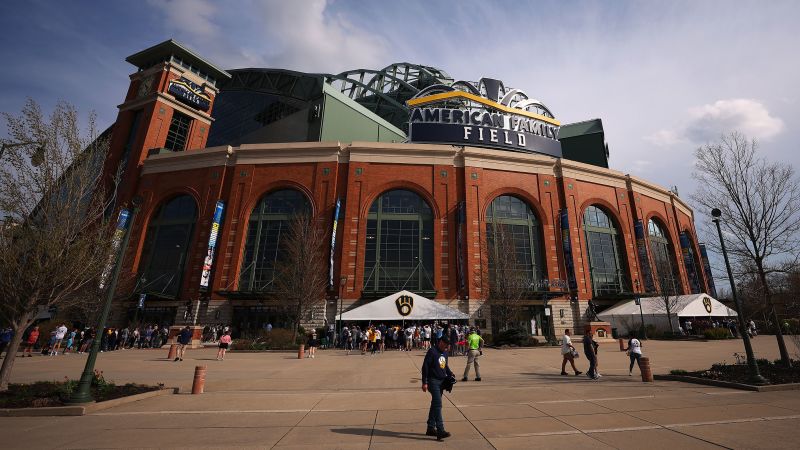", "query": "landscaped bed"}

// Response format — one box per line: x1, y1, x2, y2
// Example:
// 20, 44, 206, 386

0, 370, 162, 409
668, 359, 800, 388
